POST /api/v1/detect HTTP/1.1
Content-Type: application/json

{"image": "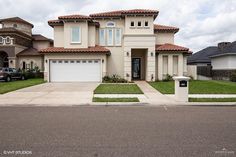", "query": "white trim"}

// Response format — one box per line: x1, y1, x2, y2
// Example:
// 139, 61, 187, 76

71, 27, 81, 44
106, 21, 116, 27
115, 28, 122, 46
5, 36, 11, 44
99, 29, 106, 46
107, 29, 113, 46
